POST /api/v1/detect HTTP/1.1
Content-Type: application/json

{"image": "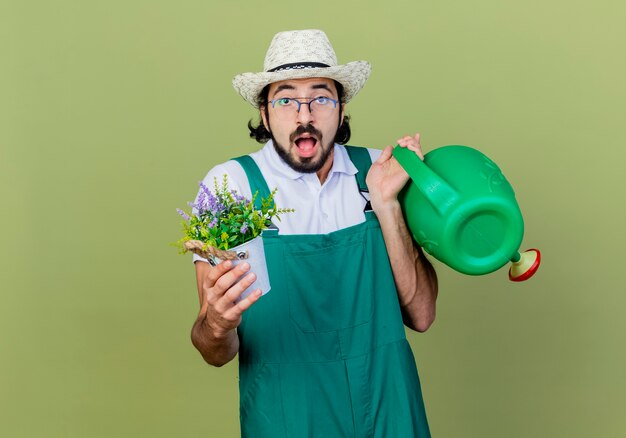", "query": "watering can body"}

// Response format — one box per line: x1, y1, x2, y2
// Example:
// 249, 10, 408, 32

393, 145, 526, 276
